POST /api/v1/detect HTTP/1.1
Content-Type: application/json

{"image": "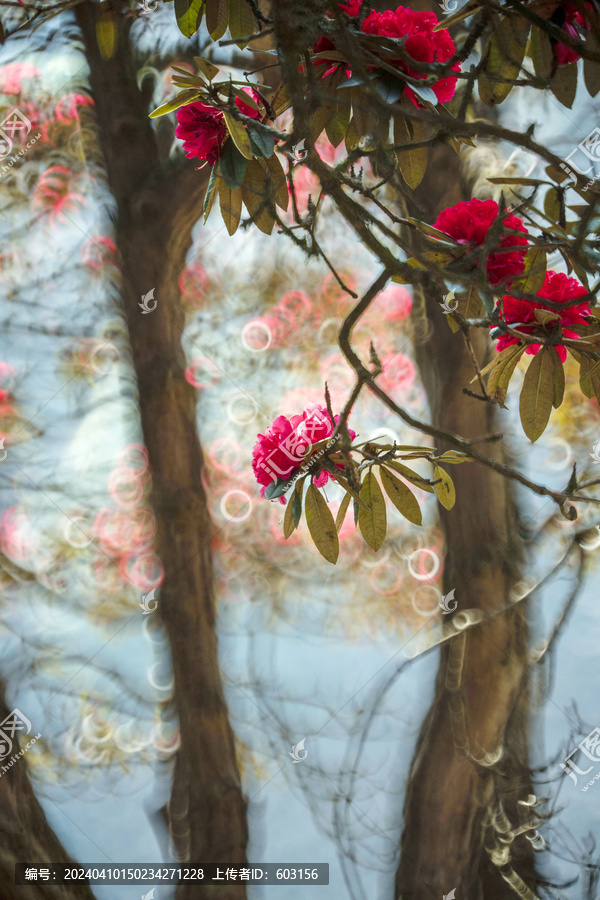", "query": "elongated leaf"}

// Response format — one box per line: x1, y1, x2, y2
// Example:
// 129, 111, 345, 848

529, 25, 553, 80
519, 347, 555, 442
487, 343, 524, 407
550, 346, 565, 408
380, 467, 422, 526
394, 116, 427, 190
479, 15, 530, 106
175, 0, 204, 37
203, 167, 219, 222
335, 491, 352, 534
150, 89, 200, 118
544, 186, 561, 222
194, 57, 220, 82
551, 62, 578, 109
584, 31, 600, 97
284, 480, 304, 539
96, 3, 116, 60
358, 471, 387, 552
228, 0, 255, 46
305, 484, 339, 564
263, 153, 289, 210
242, 158, 275, 234
325, 101, 351, 148
219, 178, 242, 235
313, 103, 333, 143
436, 451, 471, 465
487, 176, 549, 186
512, 246, 546, 296
433, 466, 455, 510
223, 112, 253, 160
219, 138, 248, 189
206, 0, 229, 40
385, 461, 434, 493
